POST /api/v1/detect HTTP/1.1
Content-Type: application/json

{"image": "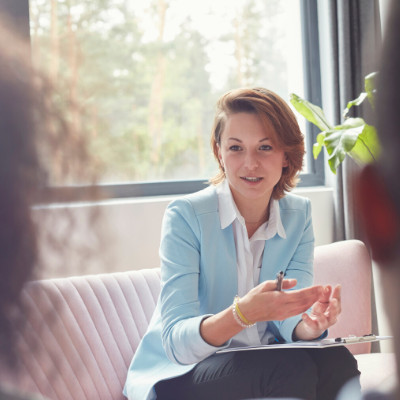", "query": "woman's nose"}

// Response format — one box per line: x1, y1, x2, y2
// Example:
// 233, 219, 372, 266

244, 151, 259, 170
